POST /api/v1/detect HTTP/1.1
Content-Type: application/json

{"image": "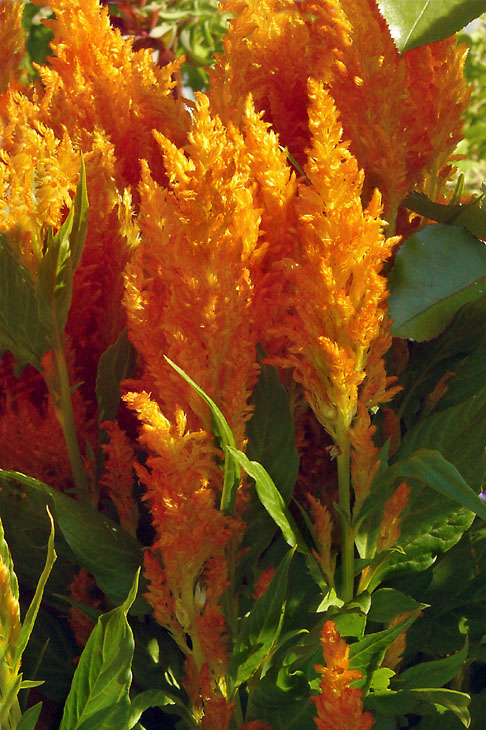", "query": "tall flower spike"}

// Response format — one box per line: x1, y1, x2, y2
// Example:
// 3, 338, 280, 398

312, 621, 374, 730
270, 78, 395, 441
37, 0, 189, 192
209, 0, 469, 221
0, 0, 25, 98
